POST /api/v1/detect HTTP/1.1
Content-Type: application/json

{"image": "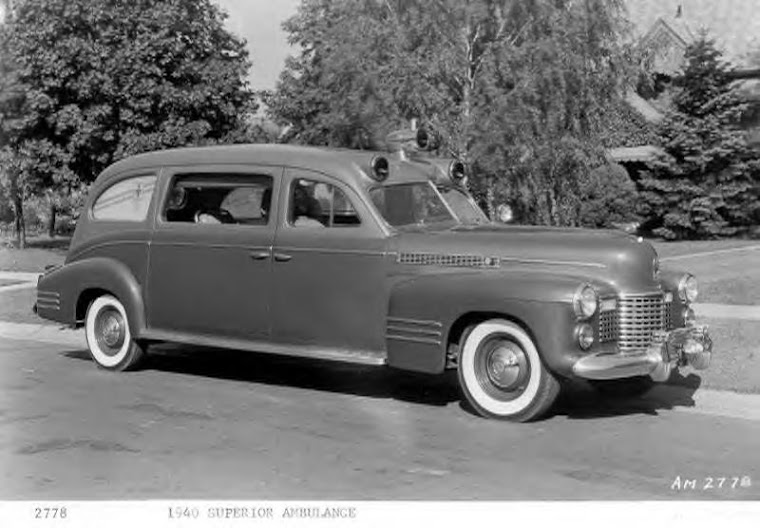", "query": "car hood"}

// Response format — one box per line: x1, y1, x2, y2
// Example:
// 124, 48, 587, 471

393, 224, 661, 293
